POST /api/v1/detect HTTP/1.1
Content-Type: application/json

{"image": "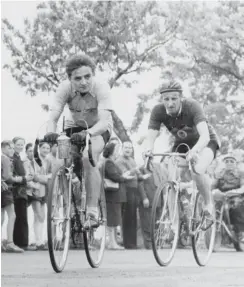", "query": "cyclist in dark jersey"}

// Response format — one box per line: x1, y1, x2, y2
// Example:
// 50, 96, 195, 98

144, 80, 220, 220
